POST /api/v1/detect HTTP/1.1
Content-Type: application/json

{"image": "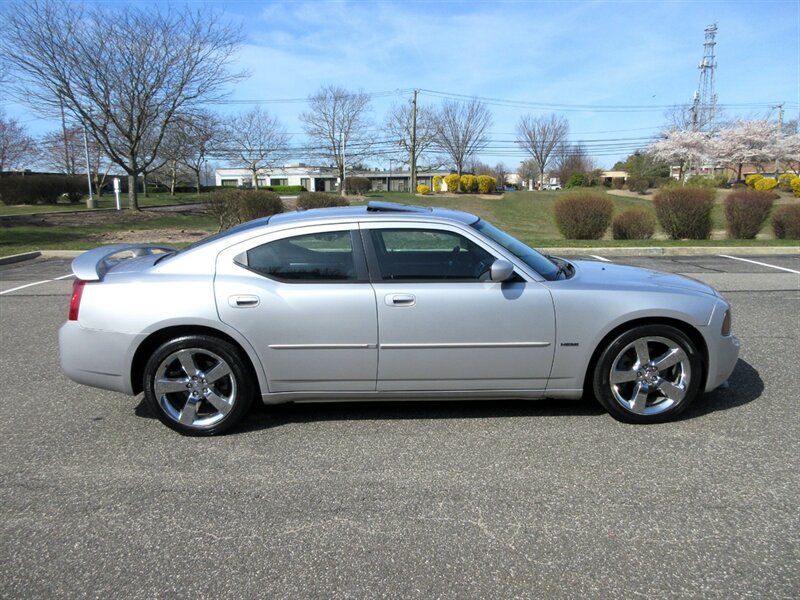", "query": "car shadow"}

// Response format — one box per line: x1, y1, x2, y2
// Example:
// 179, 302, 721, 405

238, 396, 605, 433
681, 358, 763, 419
133, 358, 762, 432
